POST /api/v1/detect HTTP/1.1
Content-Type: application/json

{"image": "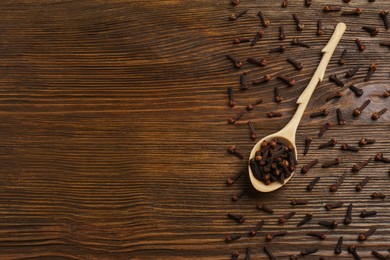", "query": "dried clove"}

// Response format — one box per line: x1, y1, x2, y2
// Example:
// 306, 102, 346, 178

265, 231, 287, 241
279, 26, 286, 40
317, 19, 324, 36
249, 220, 265, 236
227, 87, 236, 107
227, 169, 245, 185
337, 108, 346, 125
274, 87, 284, 103
355, 38, 366, 51
257, 202, 274, 214
318, 122, 332, 137
300, 248, 319, 256
267, 112, 283, 118
379, 10, 390, 30
301, 159, 318, 174
229, 9, 247, 21
269, 45, 286, 53
232, 189, 246, 201
240, 73, 248, 90
287, 57, 303, 70
297, 213, 313, 227
323, 5, 341, 12
353, 99, 371, 116
291, 199, 308, 205
349, 85, 363, 97
322, 157, 341, 168
264, 246, 276, 260
258, 11, 270, 27
374, 152, 390, 163
346, 67, 360, 78
277, 74, 296, 86
279, 211, 295, 224
325, 201, 344, 210
359, 137, 375, 146
348, 245, 361, 260
358, 227, 376, 241
307, 177, 320, 191
352, 158, 371, 173
228, 111, 245, 124
372, 108, 387, 120
365, 63, 377, 81
371, 192, 386, 199
325, 91, 343, 102
225, 234, 241, 243
293, 14, 304, 31
252, 74, 271, 85
306, 232, 326, 240
335, 236, 343, 254
247, 57, 267, 67
291, 38, 310, 48
360, 210, 377, 218
233, 37, 251, 44
329, 172, 347, 192
362, 26, 379, 36
342, 8, 363, 16
310, 109, 329, 118
247, 121, 257, 140
344, 203, 353, 225
227, 145, 244, 159
339, 49, 347, 65
227, 54, 242, 69
246, 98, 263, 110
318, 220, 338, 229
303, 137, 312, 155
251, 30, 264, 46
340, 143, 359, 152
371, 251, 389, 260
329, 74, 344, 87
227, 212, 245, 224
319, 139, 338, 149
